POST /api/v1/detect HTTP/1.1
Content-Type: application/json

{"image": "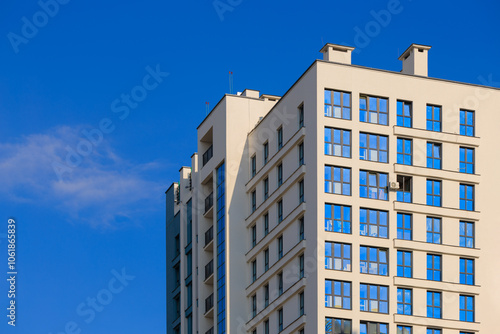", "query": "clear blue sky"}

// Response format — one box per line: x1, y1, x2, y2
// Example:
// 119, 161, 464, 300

0, 0, 498, 333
